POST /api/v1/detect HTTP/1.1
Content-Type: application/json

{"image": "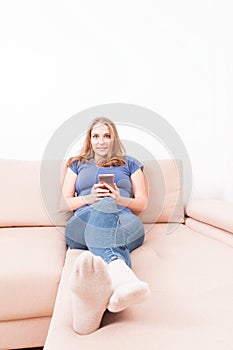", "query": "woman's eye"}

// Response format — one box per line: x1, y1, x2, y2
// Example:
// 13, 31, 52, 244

105, 134, 111, 139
